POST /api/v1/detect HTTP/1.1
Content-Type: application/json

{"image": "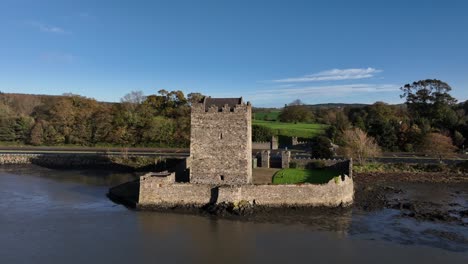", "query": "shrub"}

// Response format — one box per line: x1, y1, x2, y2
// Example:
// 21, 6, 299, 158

289, 161, 297, 168
310, 136, 334, 159
307, 160, 326, 169
252, 125, 274, 142
455, 161, 468, 173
